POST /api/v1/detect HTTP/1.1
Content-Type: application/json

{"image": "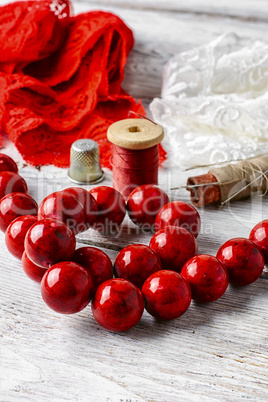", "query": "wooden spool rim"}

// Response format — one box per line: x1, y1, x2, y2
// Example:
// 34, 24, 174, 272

107, 118, 164, 150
